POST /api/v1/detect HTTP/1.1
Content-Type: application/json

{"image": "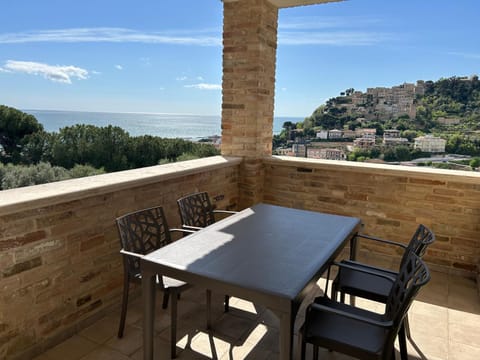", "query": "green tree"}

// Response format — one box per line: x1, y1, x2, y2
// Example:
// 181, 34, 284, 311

0, 105, 44, 163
